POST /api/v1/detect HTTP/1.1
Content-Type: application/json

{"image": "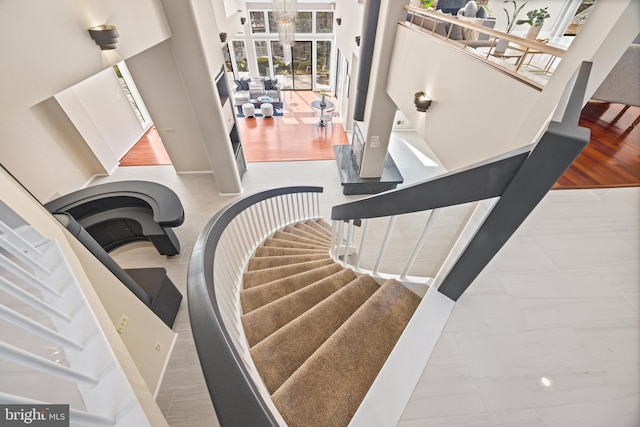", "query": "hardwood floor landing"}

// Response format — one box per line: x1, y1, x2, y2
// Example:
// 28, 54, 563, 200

119, 125, 171, 166
236, 90, 350, 163
553, 102, 640, 189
